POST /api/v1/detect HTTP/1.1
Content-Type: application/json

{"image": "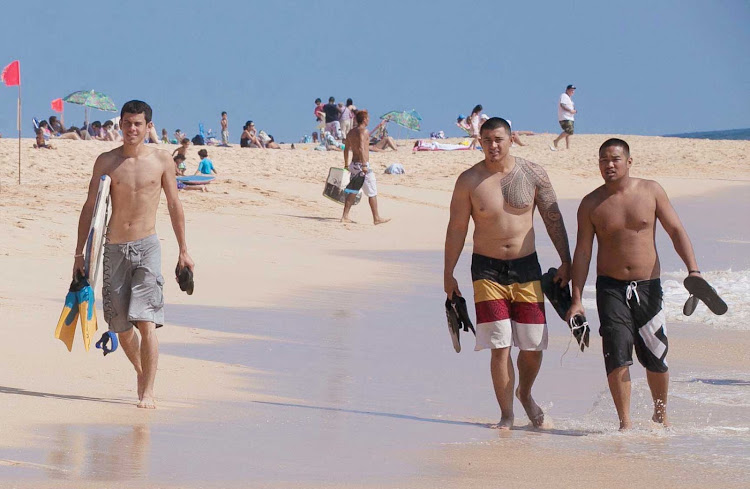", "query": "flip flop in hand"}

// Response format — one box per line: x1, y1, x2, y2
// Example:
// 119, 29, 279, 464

683, 275, 728, 316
